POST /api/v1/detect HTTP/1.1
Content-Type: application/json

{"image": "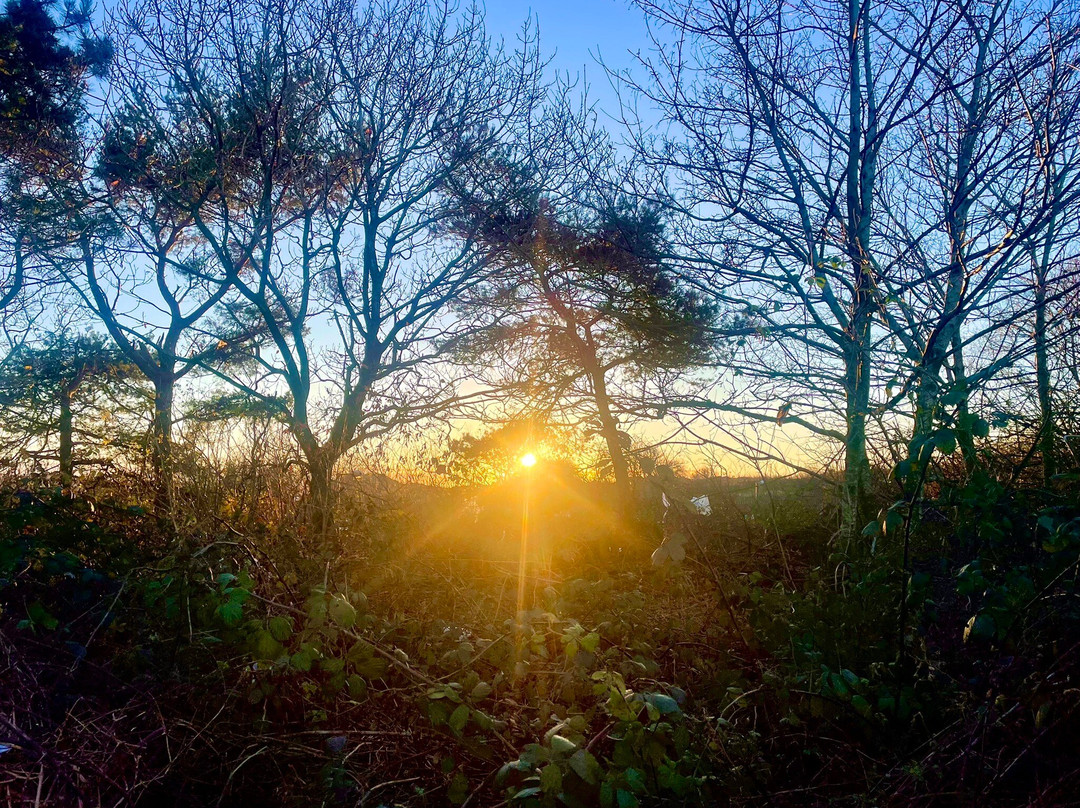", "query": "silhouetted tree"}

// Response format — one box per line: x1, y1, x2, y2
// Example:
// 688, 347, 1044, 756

456, 191, 716, 511
0, 0, 109, 354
